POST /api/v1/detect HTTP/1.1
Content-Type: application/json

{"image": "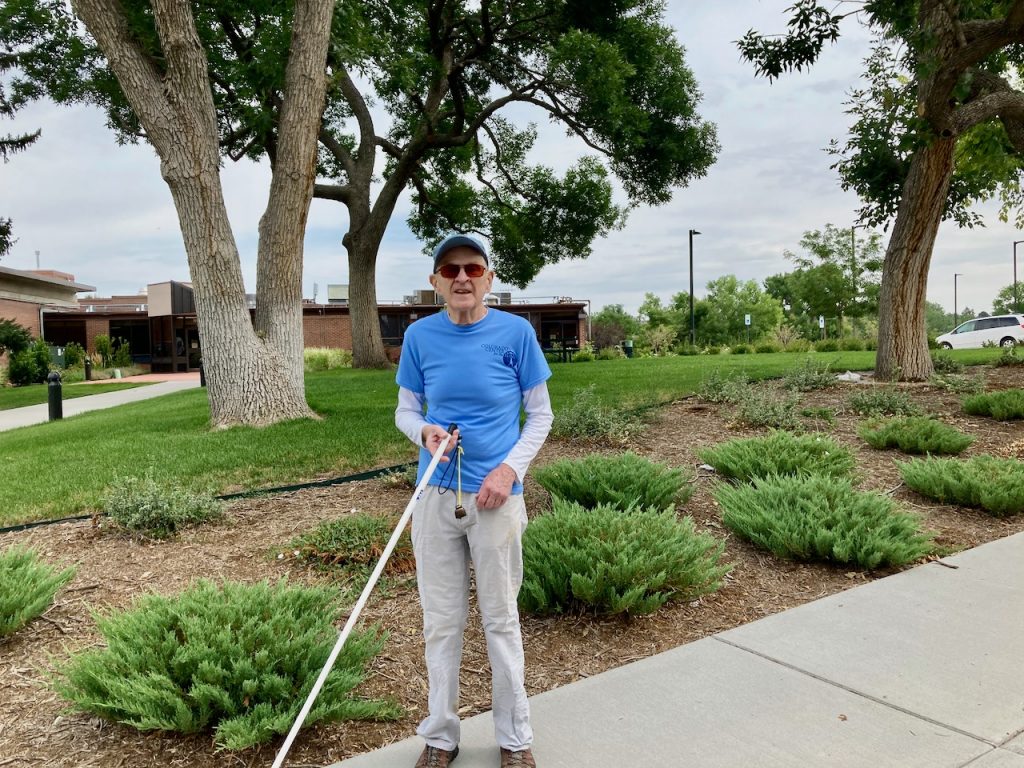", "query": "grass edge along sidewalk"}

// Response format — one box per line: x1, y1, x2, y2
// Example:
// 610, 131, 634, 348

0, 350, 998, 527
0, 381, 150, 411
